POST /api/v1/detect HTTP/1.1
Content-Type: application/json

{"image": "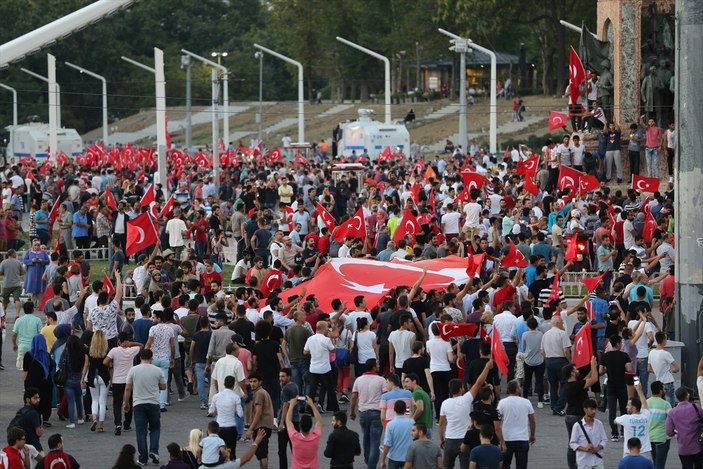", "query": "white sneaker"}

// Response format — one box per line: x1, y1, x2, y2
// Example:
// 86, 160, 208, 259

76, 419, 85, 425
66, 423, 76, 429
273, 418, 278, 429
537, 402, 544, 409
